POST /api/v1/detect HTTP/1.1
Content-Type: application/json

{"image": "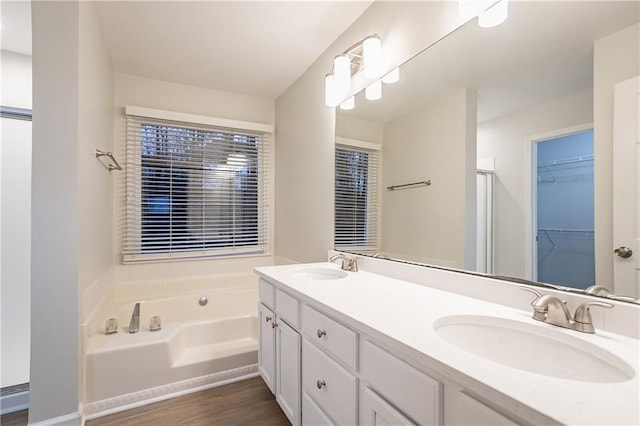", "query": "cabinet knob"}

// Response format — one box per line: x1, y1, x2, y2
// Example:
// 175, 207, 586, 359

316, 380, 326, 389
265, 316, 272, 322
317, 329, 326, 338
272, 322, 278, 329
